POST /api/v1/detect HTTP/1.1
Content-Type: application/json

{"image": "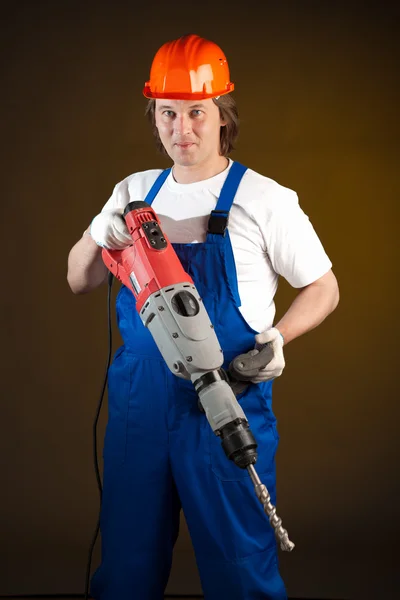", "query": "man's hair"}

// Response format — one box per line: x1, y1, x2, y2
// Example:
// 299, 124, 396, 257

144, 95, 239, 157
